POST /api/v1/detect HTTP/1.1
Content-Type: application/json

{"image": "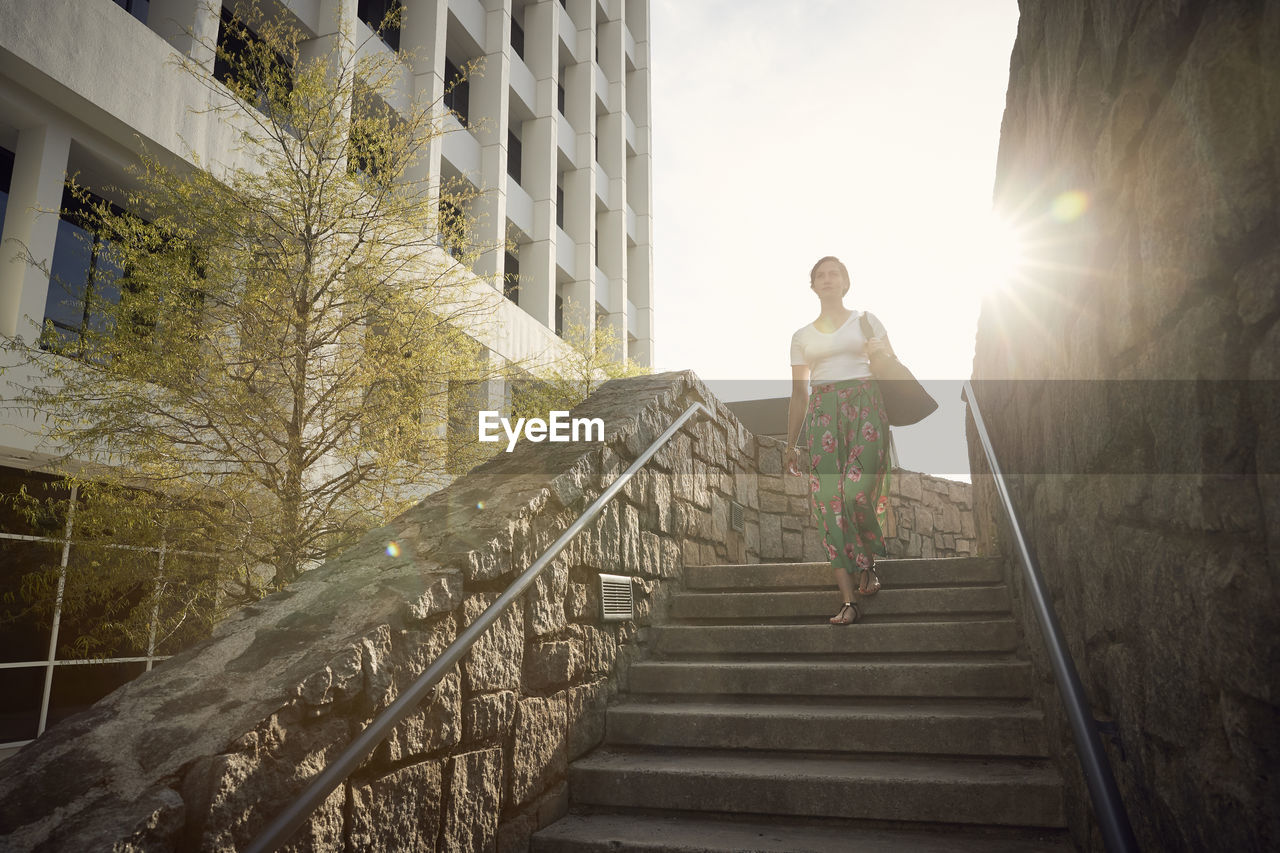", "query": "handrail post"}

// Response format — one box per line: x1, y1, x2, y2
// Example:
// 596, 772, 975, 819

244, 400, 714, 853
963, 380, 1138, 853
